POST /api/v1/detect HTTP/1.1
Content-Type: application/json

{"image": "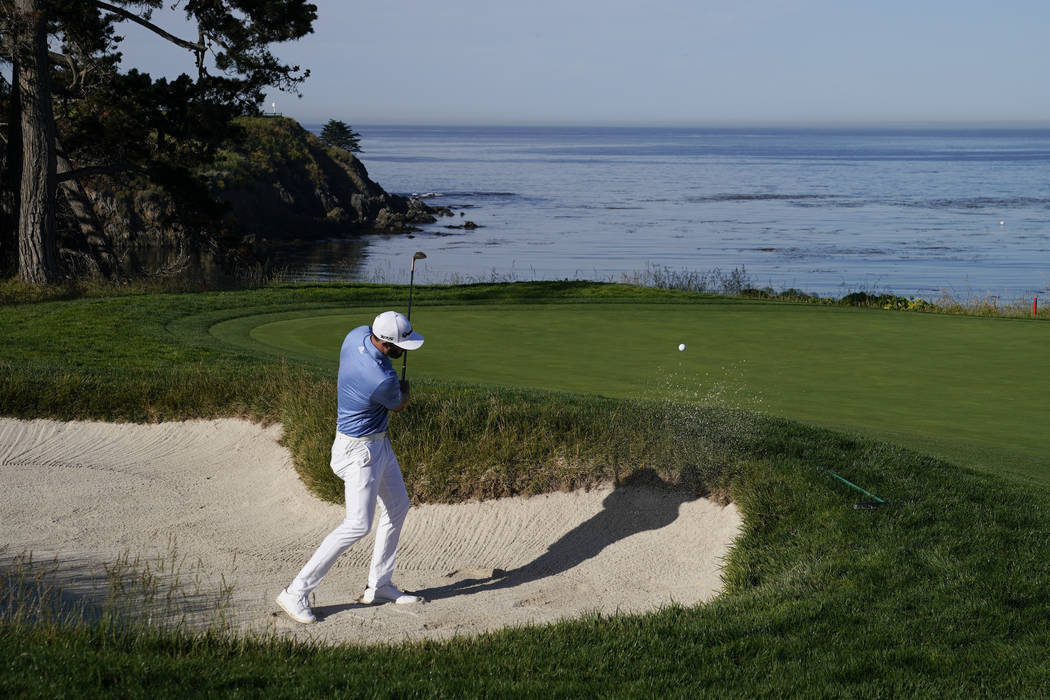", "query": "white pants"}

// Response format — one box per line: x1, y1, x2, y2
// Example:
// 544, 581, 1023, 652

290, 432, 410, 595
